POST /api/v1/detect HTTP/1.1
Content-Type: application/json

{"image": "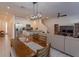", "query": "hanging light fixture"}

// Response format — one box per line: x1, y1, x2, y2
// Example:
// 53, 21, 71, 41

30, 2, 42, 20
